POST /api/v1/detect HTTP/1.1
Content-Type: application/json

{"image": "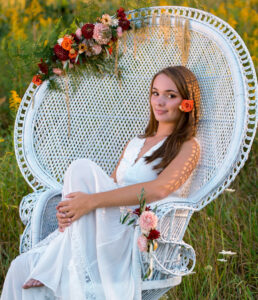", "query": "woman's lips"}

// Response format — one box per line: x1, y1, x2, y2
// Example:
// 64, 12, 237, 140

155, 110, 167, 115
